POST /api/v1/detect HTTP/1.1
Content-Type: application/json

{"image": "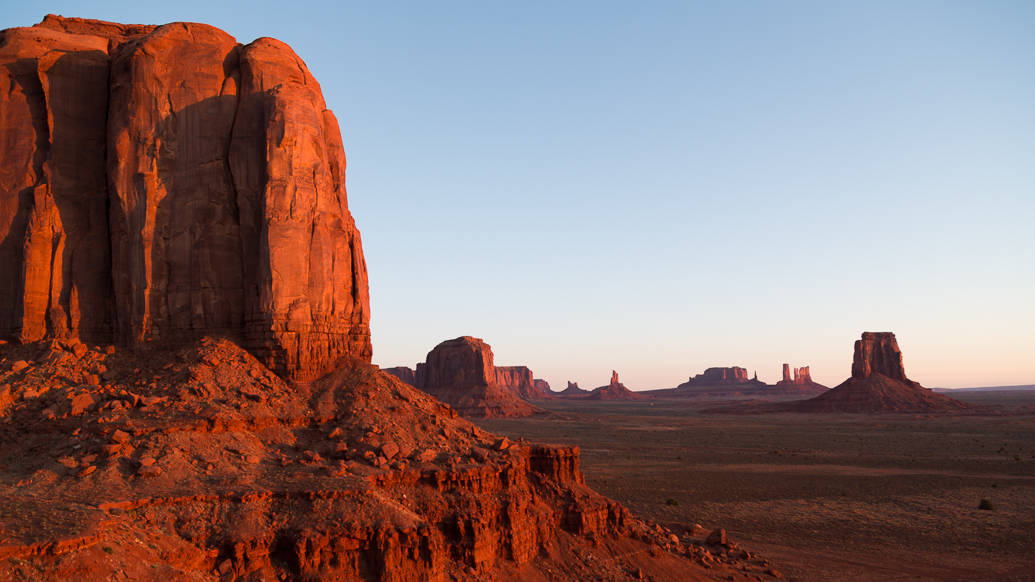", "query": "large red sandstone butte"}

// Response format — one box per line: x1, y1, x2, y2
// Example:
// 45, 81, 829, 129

414, 336, 538, 417
0, 14, 369, 383
786, 332, 971, 413
0, 16, 773, 581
